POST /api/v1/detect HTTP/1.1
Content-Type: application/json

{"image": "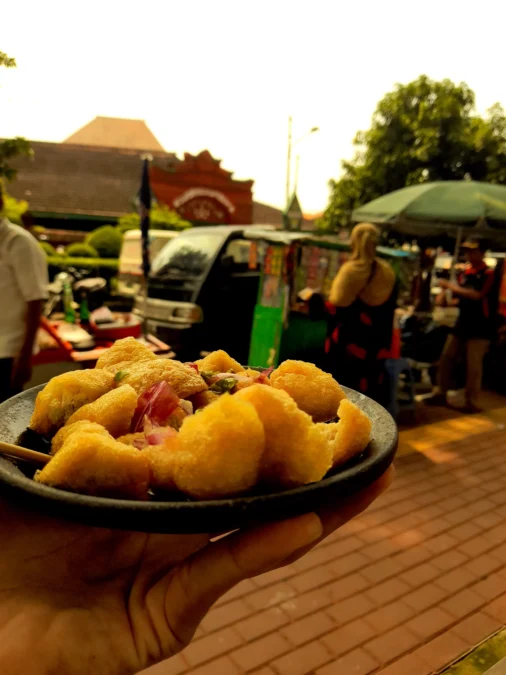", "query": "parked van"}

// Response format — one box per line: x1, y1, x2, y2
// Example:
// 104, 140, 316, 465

134, 225, 275, 362
118, 229, 179, 297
